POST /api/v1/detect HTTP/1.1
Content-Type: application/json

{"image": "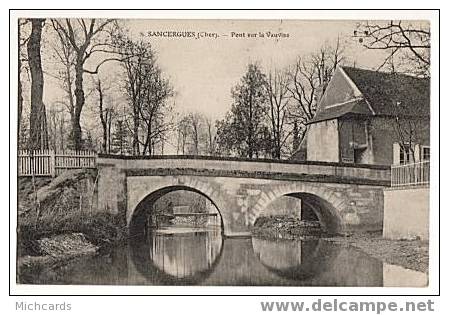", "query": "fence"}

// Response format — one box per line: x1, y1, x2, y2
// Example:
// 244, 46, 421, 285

391, 160, 430, 187
18, 150, 97, 177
